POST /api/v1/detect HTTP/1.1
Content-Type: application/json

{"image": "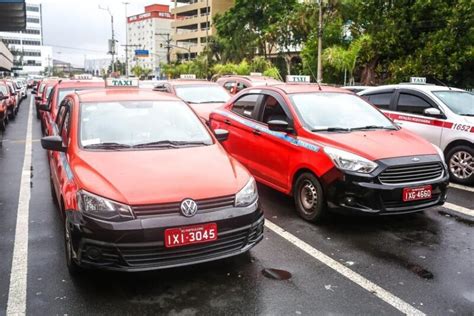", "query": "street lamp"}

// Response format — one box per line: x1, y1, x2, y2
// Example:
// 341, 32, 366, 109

99, 5, 116, 74
123, 2, 129, 76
